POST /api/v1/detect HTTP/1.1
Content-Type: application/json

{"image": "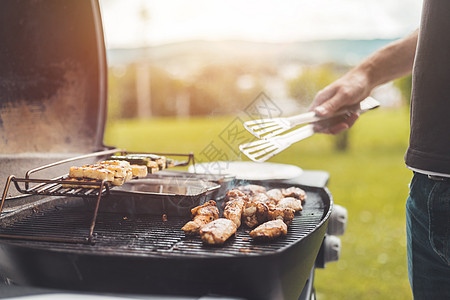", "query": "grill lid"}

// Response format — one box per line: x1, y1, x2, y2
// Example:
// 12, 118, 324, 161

0, 0, 107, 192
